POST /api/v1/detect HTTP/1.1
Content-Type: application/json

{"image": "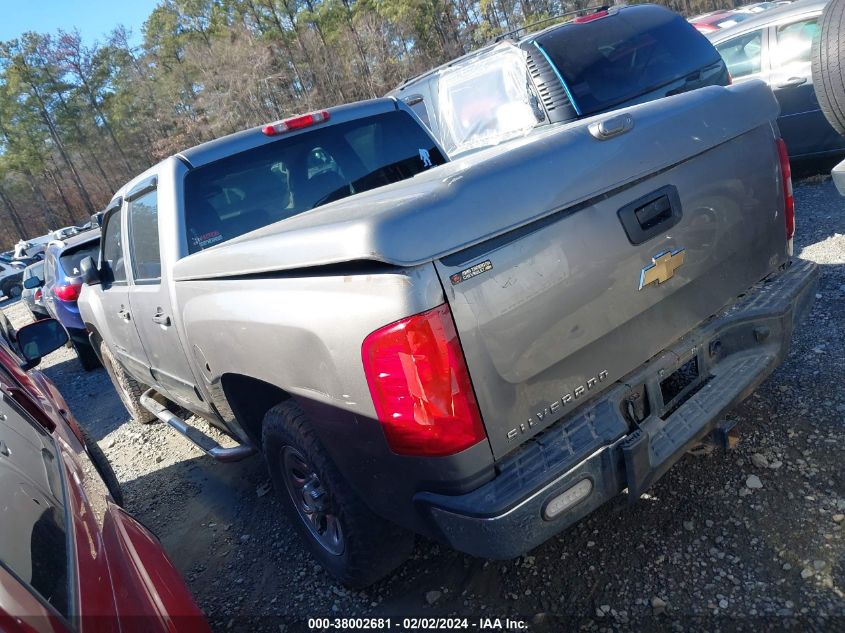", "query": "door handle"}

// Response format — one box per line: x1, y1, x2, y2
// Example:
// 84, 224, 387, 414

117, 307, 131, 321
152, 311, 171, 327
776, 76, 807, 89
0, 440, 8, 457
